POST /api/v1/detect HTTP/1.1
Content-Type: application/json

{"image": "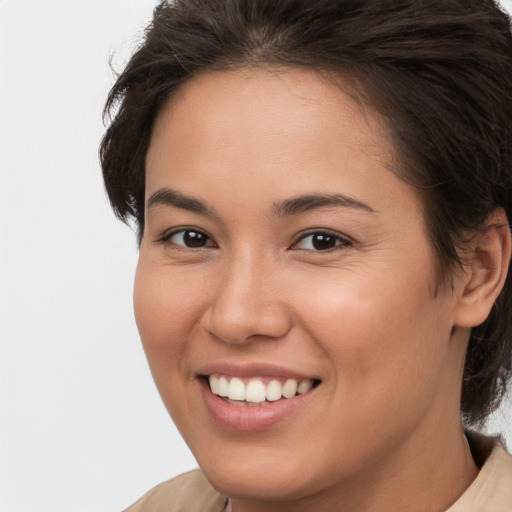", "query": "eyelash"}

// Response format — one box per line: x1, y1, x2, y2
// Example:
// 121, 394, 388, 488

157, 228, 352, 252
290, 230, 353, 252
157, 228, 217, 249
